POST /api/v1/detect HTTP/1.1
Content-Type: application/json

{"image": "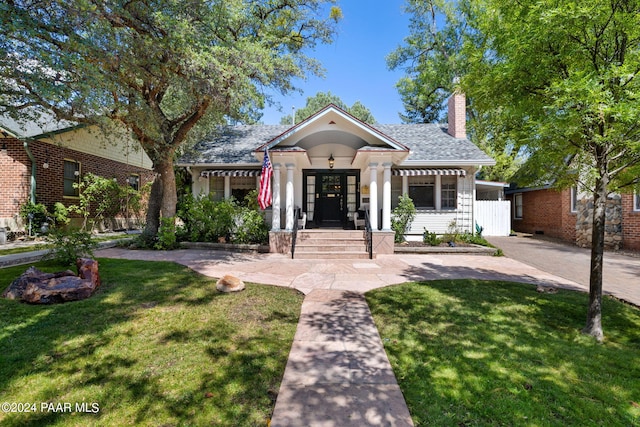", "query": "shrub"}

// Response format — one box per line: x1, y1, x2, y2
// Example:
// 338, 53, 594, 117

391, 194, 416, 243
45, 228, 98, 266
19, 201, 50, 236
155, 217, 180, 250
423, 228, 441, 246
232, 208, 269, 244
